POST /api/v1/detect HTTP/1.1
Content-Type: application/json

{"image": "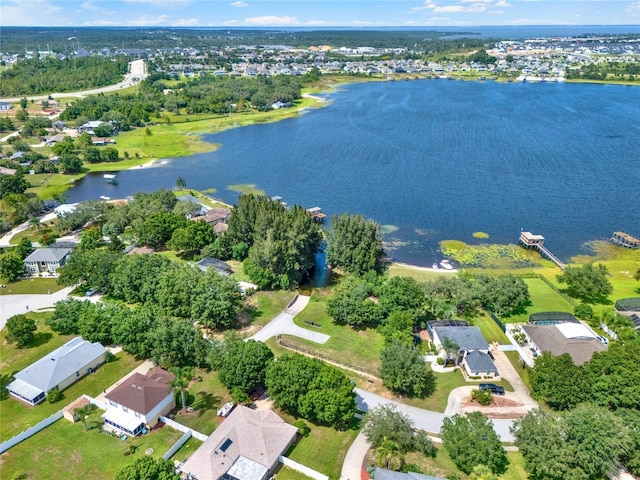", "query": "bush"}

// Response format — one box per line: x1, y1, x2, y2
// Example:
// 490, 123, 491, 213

293, 419, 311, 437
230, 387, 251, 405
47, 388, 63, 403
471, 388, 493, 406
436, 357, 444, 365
104, 351, 116, 363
